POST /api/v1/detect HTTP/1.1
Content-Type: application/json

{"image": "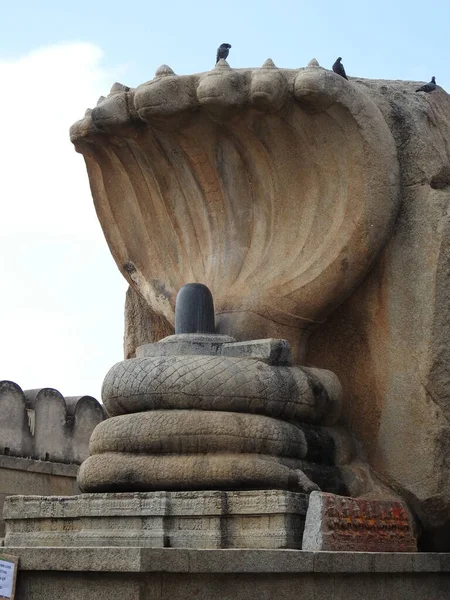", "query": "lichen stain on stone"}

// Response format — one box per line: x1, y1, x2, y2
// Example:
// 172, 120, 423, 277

123, 262, 137, 274
151, 279, 172, 301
